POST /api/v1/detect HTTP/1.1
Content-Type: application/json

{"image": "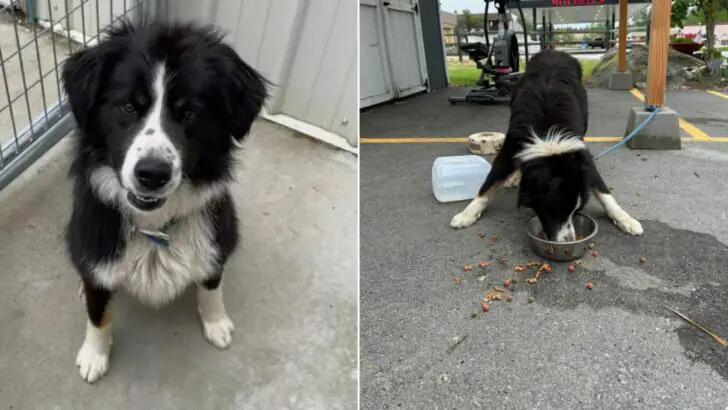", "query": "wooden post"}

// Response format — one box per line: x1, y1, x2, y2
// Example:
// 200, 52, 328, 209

646, 0, 672, 107
618, 0, 628, 71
